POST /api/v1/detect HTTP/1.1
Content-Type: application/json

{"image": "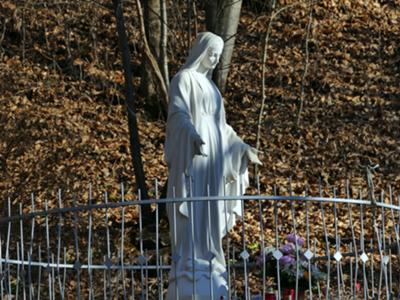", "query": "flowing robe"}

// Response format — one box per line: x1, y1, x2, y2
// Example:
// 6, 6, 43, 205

165, 69, 249, 299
